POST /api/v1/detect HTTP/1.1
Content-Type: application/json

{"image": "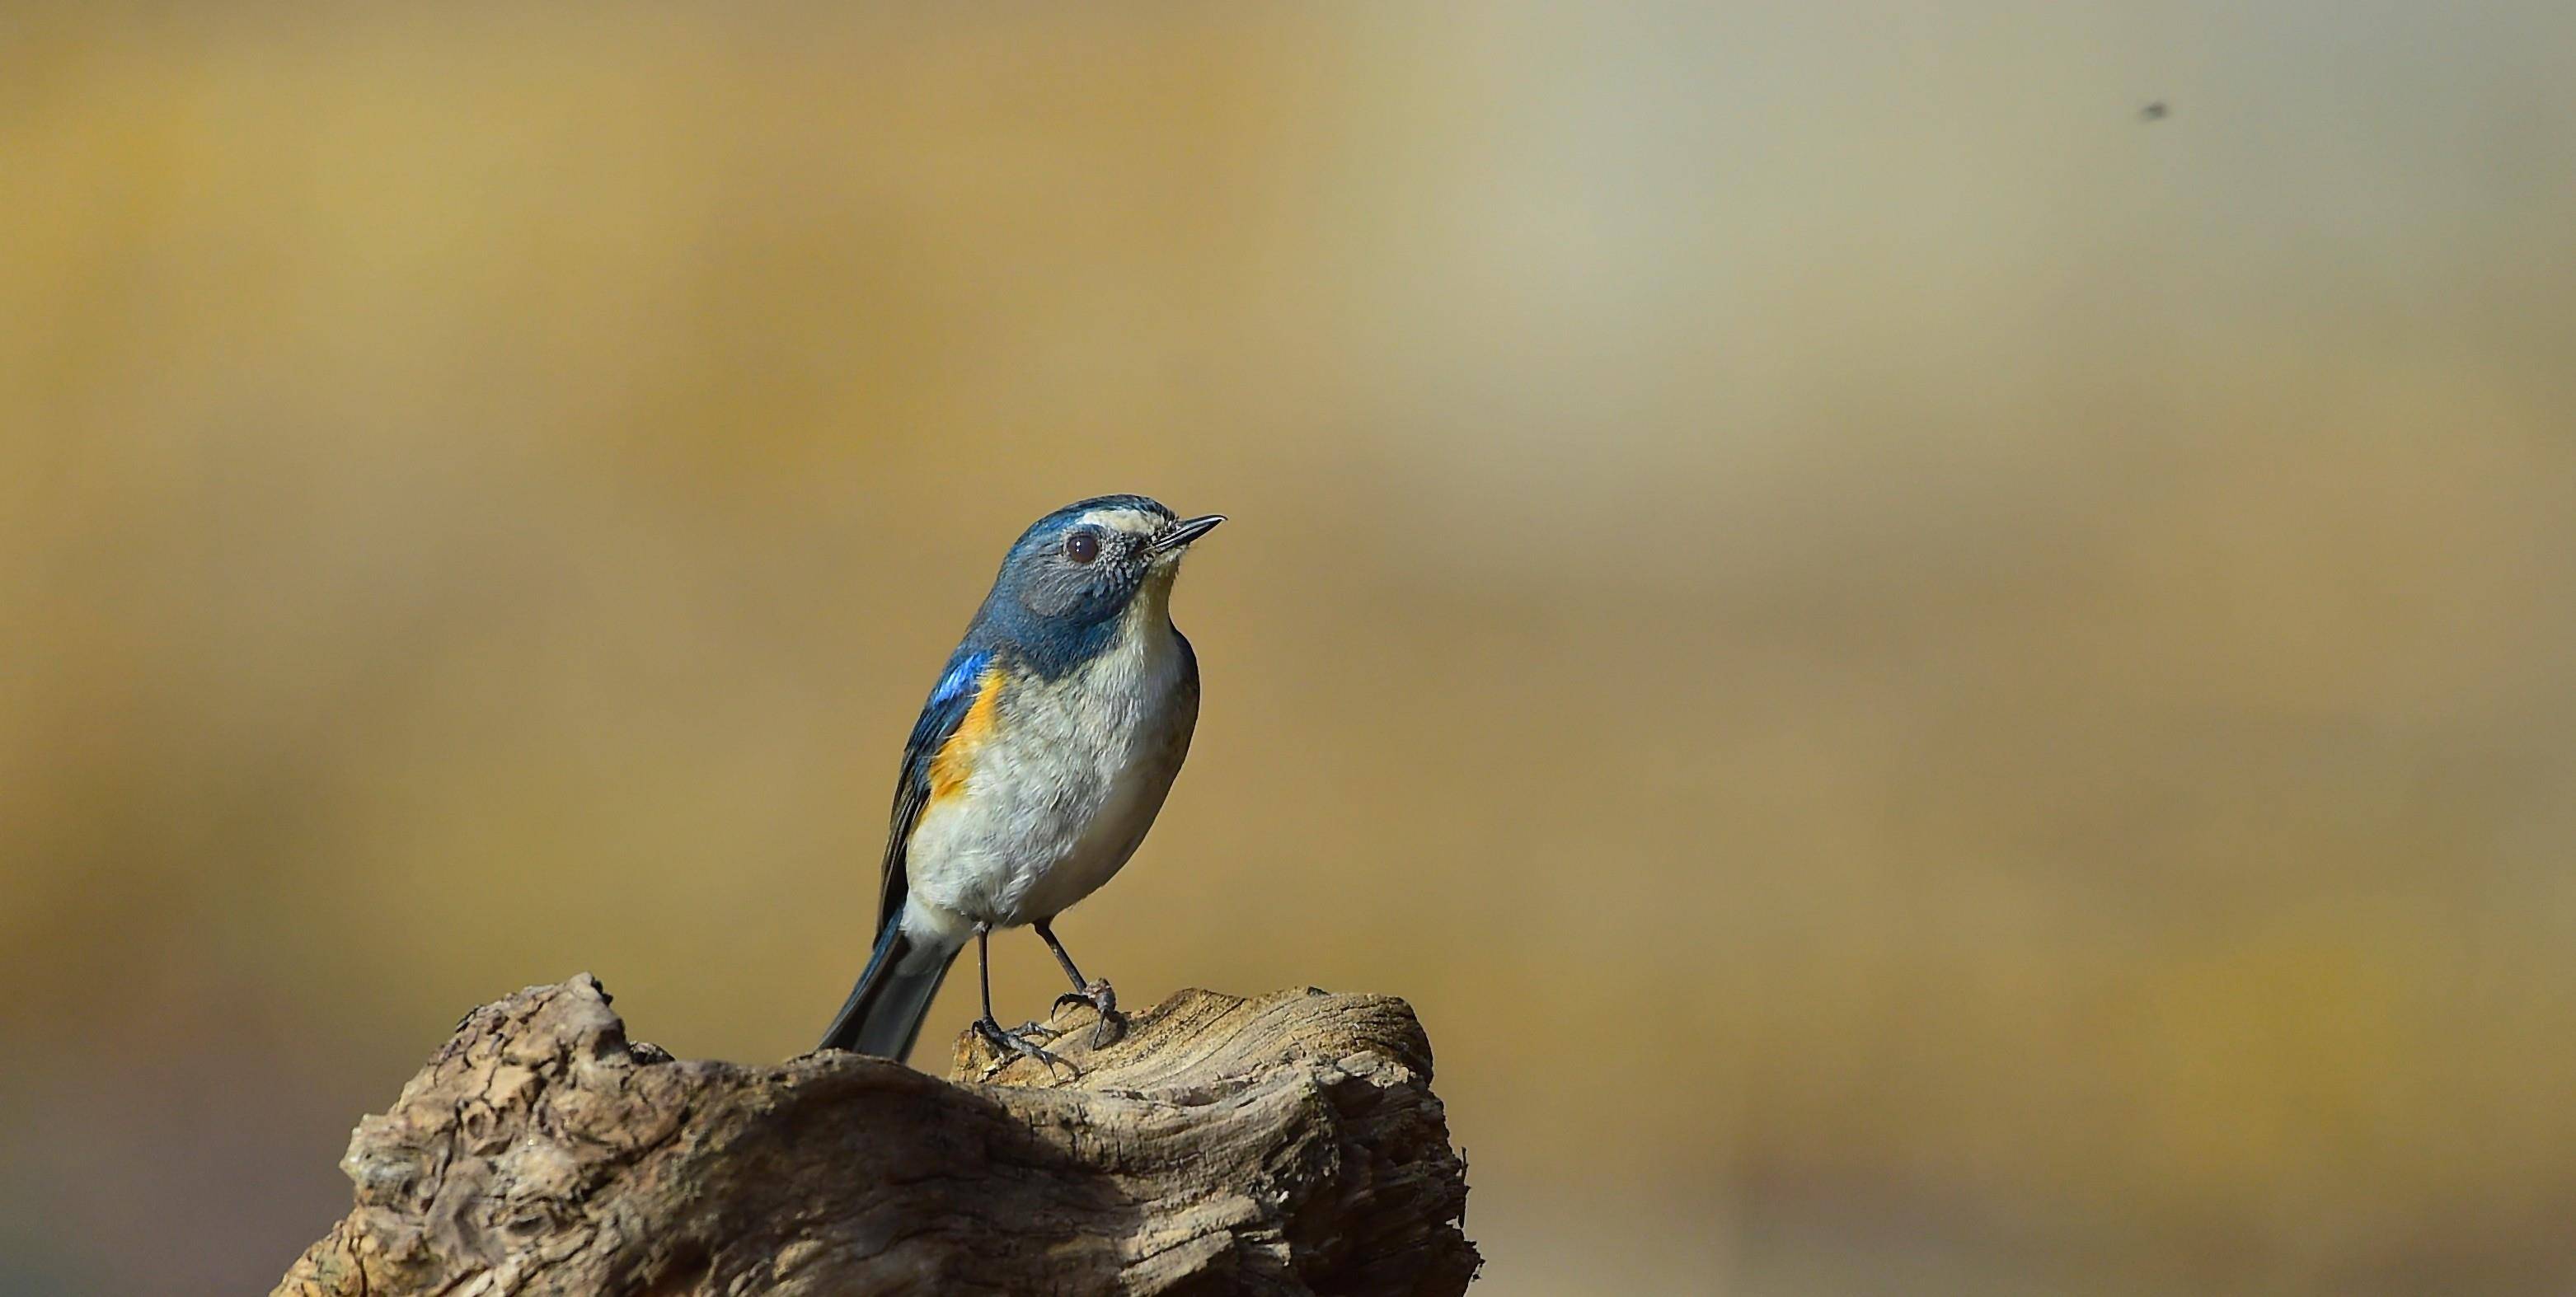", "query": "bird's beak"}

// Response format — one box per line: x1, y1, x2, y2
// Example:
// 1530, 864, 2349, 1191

1148, 514, 1225, 555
